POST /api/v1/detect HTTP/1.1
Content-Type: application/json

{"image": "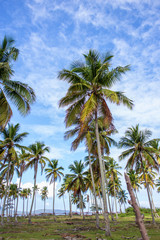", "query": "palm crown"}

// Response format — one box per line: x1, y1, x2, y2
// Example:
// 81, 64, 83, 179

59, 49, 133, 127
0, 36, 36, 127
